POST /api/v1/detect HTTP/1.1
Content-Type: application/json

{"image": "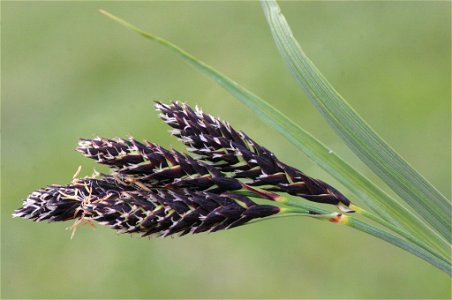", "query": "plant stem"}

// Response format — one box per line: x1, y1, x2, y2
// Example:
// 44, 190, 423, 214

352, 205, 450, 261
281, 197, 451, 275
343, 216, 451, 276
